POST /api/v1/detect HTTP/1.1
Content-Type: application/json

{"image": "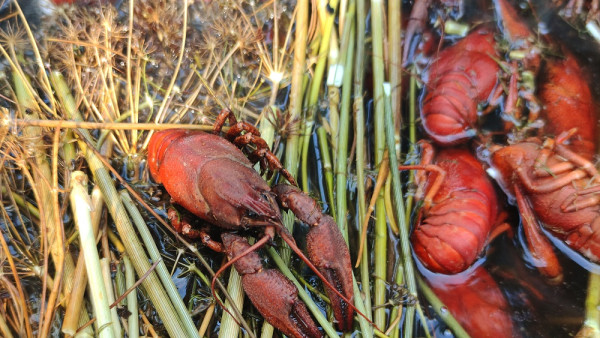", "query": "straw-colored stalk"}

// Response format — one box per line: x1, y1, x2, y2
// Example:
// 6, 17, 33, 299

63, 186, 103, 336
70, 171, 115, 338
12, 70, 71, 337
101, 258, 122, 336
